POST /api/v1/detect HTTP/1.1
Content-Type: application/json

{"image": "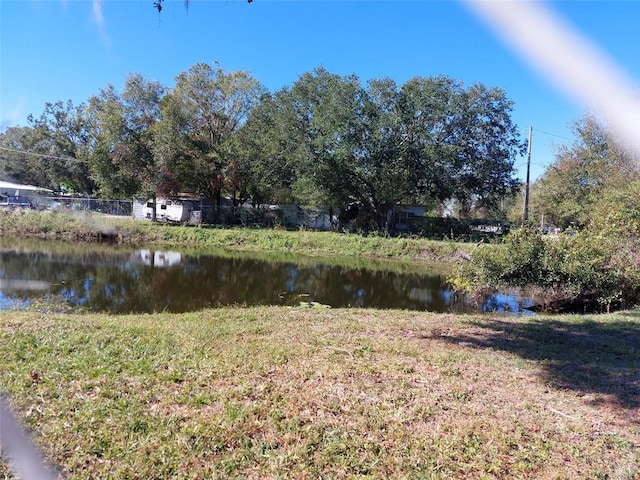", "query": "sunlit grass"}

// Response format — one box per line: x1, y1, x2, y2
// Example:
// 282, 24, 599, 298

0, 209, 469, 263
1, 307, 638, 479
